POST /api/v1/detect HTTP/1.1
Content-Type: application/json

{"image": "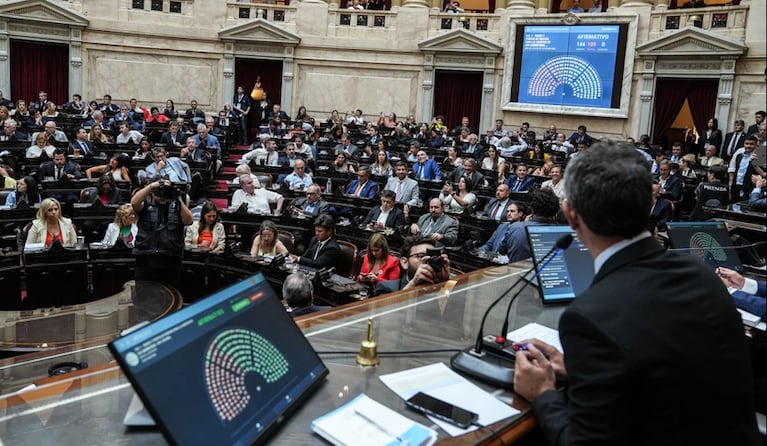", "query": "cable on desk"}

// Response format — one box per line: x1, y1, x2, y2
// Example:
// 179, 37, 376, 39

472, 421, 507, 446
316, 348, 463, 356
